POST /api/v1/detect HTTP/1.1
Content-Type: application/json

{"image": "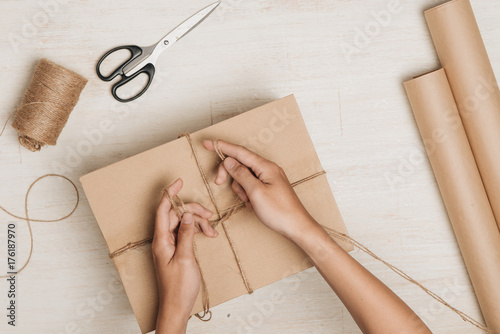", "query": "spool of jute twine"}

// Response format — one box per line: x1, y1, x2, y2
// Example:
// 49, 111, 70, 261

10, 58, 87, 152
